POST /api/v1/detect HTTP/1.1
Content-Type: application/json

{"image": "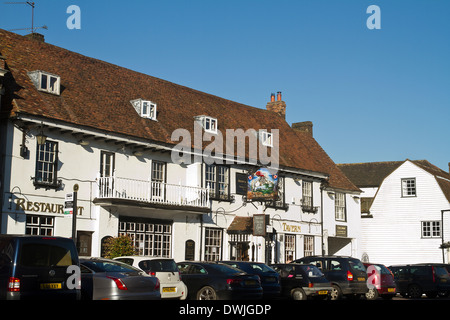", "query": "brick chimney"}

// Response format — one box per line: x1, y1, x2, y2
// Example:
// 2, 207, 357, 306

292, 121, 313, 137
25, 32, 45, 42
266, 91, 286, 119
